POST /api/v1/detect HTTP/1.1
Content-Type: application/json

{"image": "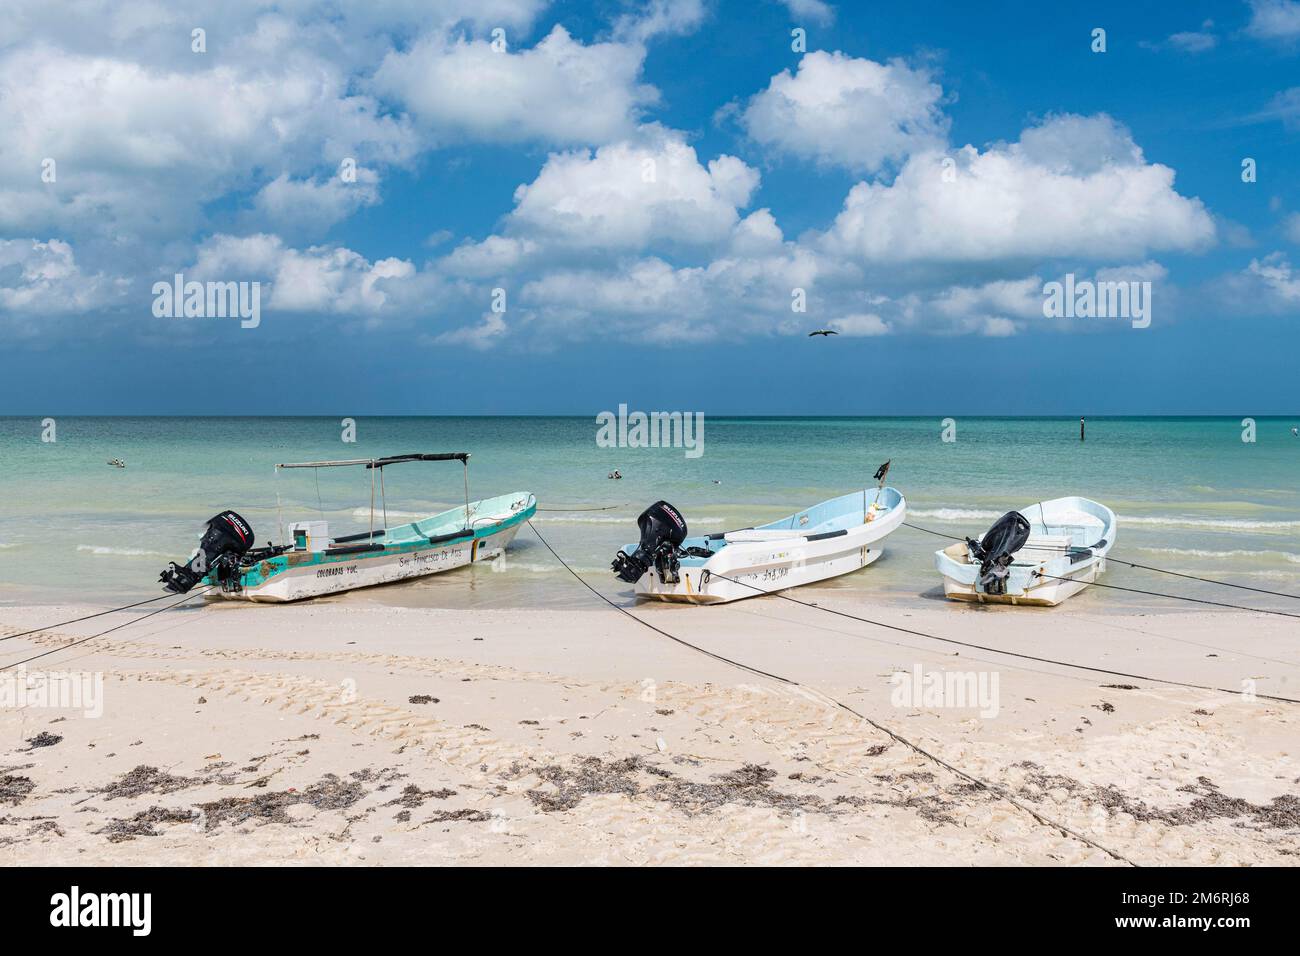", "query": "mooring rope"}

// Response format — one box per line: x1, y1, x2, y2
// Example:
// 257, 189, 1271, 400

0, 593, 178, 643
0, 586, 214, 672
526, 521, 1137, 867
1031, 571, 1300, 621
535, 504, 627, 512
701, 570, 1300, 705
